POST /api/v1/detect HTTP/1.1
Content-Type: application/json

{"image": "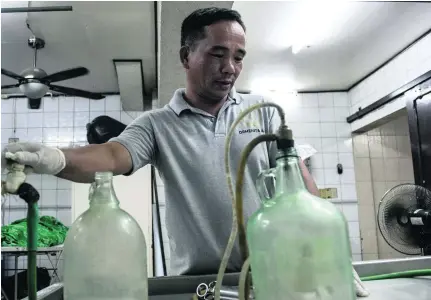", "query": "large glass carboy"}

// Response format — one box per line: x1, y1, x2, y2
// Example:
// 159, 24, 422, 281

64, 172, 148, 300
247, 147, 355, 300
